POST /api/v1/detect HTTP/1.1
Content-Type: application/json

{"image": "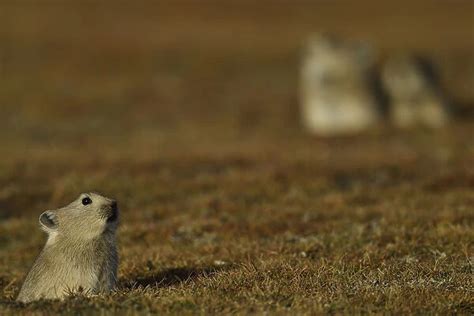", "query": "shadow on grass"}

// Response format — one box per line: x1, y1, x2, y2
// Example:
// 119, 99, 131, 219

122, 265, 232, 290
